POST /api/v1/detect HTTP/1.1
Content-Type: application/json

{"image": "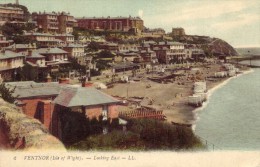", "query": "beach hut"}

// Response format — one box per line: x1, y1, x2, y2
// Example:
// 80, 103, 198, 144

228, 70, 236, 77
194, 81, 207, 94
188, 95, 203, 106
